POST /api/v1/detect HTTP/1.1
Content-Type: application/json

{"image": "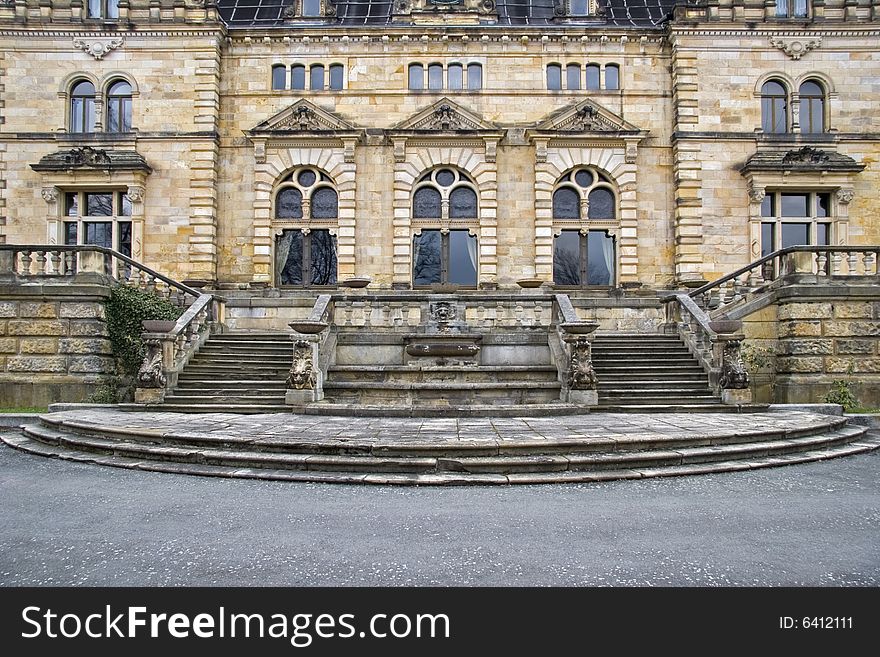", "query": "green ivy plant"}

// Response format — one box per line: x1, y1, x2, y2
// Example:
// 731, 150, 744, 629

105, 284, 182, 379
824, 360, 859, 412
